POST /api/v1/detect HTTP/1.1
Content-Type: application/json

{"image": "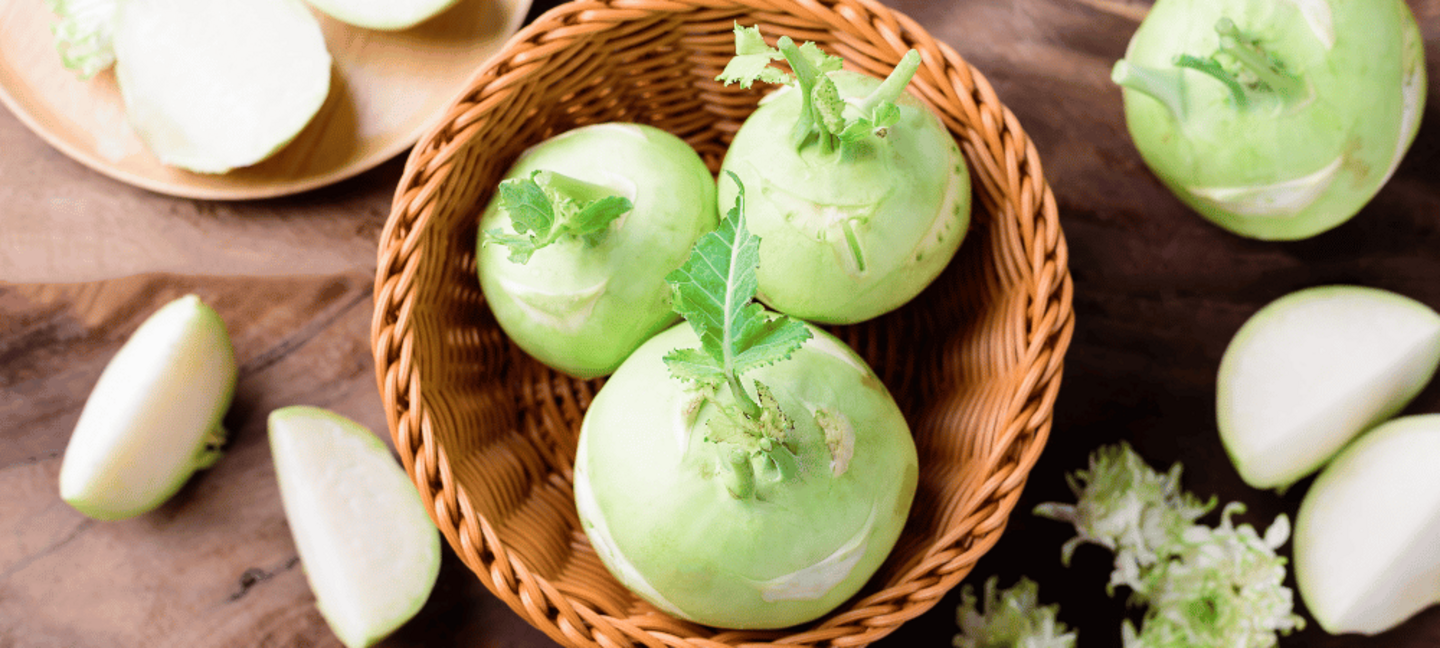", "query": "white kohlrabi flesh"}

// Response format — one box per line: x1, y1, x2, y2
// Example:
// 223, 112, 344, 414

573, 187, 917, 628
47, 0, 119, 79
301, 0, 459, 30
1294, 414, 1440, 635
1114, 0, 1426, 240
112, 0, 332, 174
268, 406, 441, 648
1216, 285, 1440, 490
717, 26, 970, 324
477, 123, 718, 379
58, 294, 235, 521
